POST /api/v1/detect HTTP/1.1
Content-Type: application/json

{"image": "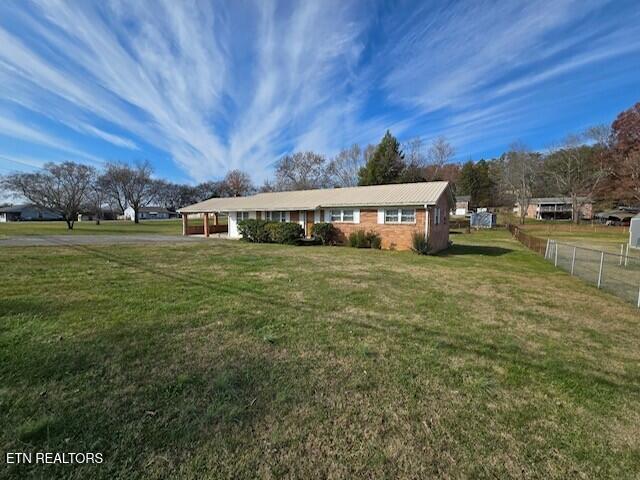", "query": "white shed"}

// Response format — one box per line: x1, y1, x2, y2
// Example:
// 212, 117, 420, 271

629, 214, 640, 249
